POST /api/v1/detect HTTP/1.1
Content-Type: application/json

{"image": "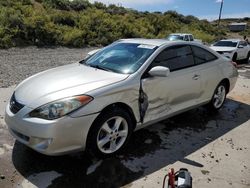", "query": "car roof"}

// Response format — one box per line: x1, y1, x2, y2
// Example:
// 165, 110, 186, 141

118, 38, 199, 47
220, 39, 241, 42
118, 38, 172, 46
169, 33, 192, 36
118, 38, 206, 48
